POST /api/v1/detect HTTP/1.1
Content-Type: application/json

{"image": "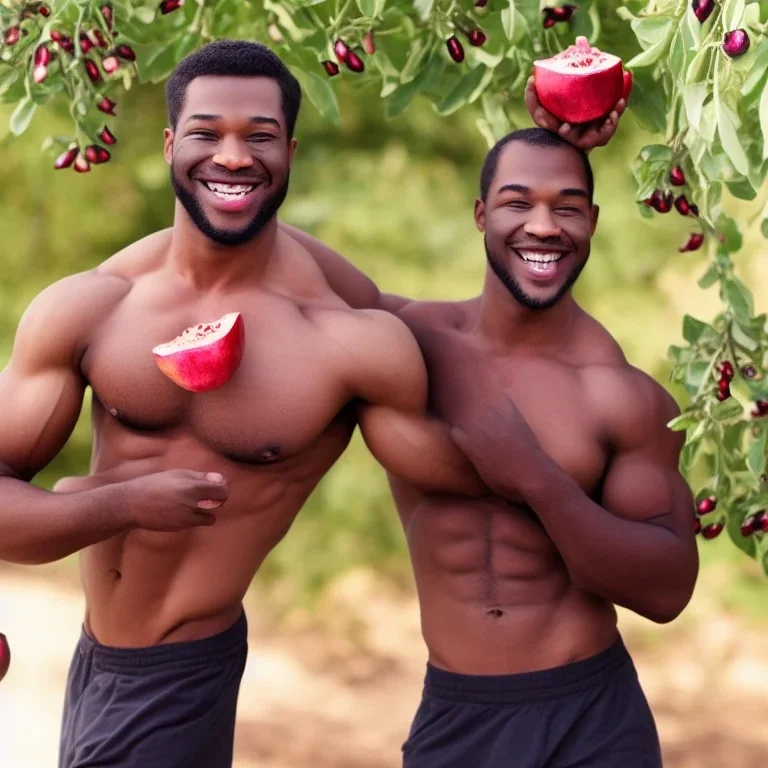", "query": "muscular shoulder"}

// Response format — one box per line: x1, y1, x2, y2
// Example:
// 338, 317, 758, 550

311, 307, 426, 406
15, 269, 131, 370
397, 298, 473, 332
585, 362, 682, 456
97, 228, 170, 280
